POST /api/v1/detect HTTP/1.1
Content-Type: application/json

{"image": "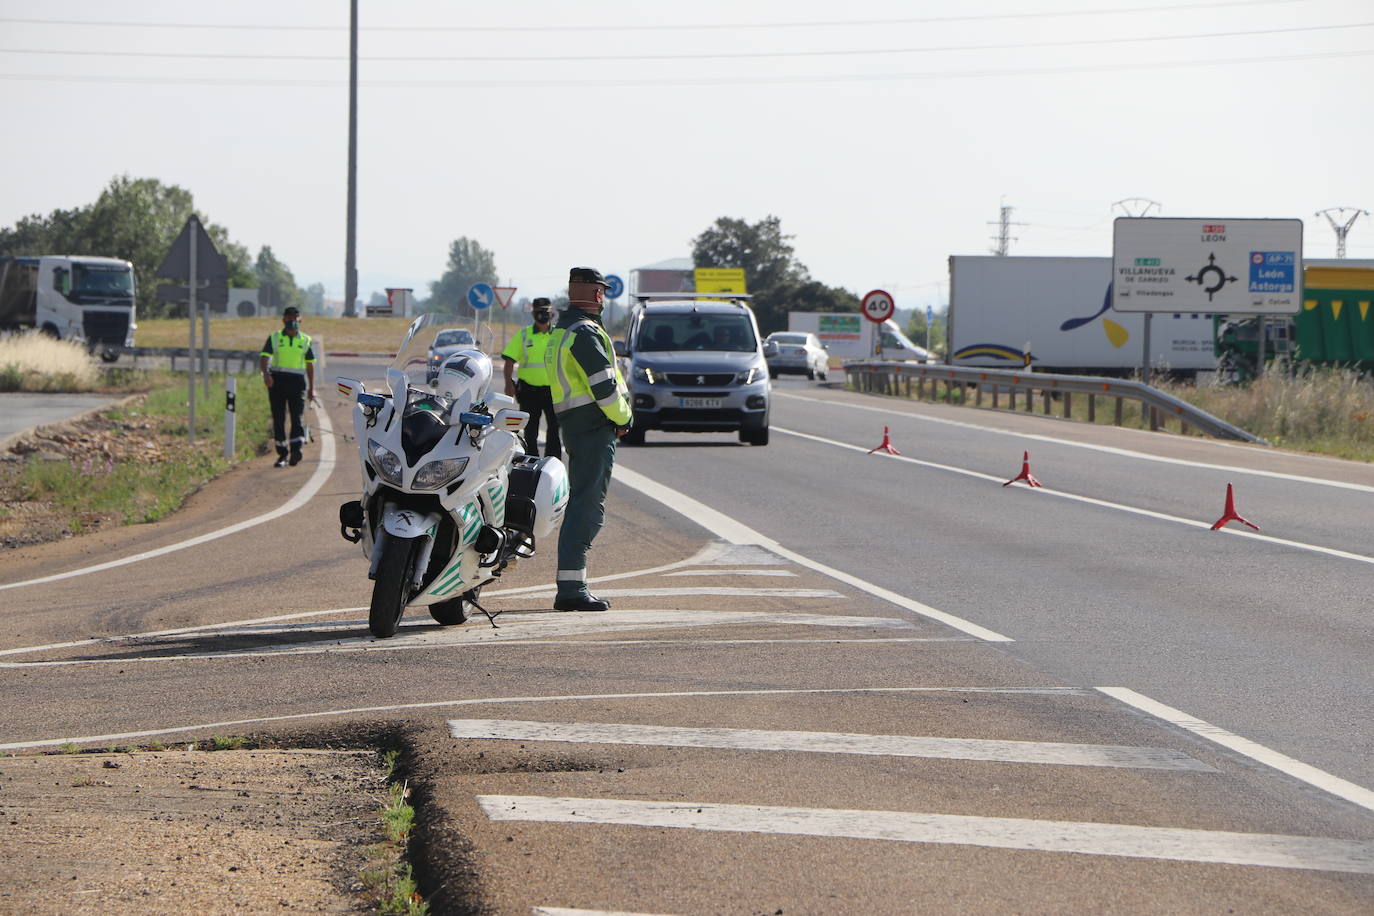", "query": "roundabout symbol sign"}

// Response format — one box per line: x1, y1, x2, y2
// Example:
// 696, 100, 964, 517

860, 289, 895, 323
